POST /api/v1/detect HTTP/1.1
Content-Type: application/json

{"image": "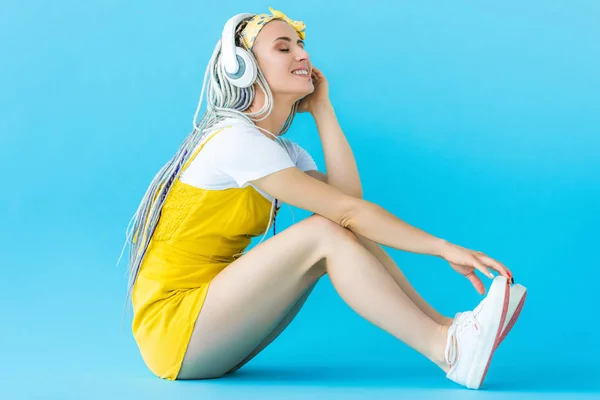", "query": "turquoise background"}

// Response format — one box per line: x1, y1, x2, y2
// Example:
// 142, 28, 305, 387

1, 1, 598, 398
